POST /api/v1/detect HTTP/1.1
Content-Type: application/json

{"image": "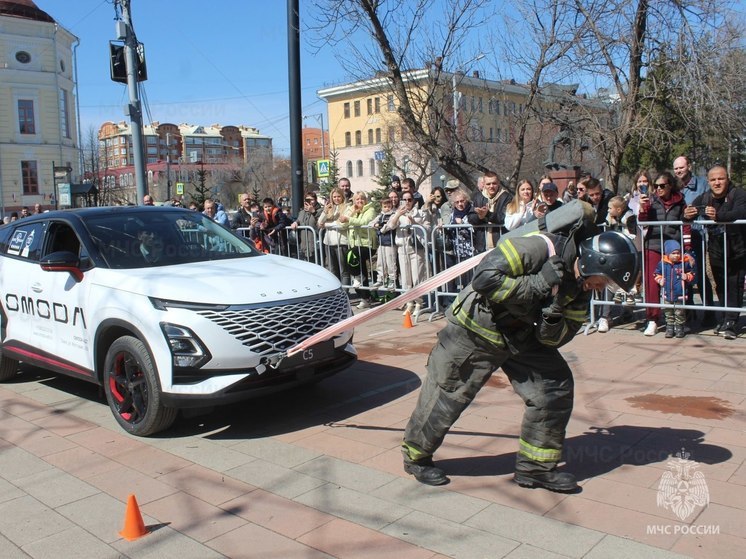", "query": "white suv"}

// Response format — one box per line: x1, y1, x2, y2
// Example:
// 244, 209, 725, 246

0, 207, 355, 435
